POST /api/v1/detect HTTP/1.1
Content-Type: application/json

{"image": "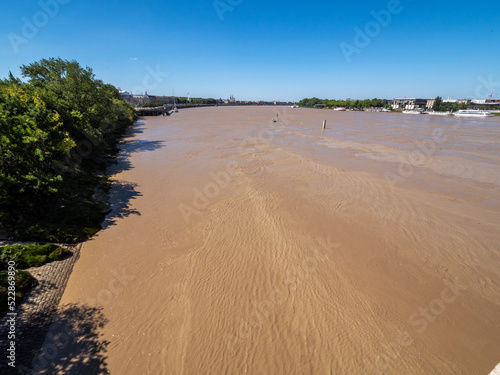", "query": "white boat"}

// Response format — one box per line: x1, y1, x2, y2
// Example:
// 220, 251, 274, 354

427, 111, 452, 116
334, 107, 346, 111
380, 108, 390, 112
454, 110, 493, 117
402, 109, 423, 114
